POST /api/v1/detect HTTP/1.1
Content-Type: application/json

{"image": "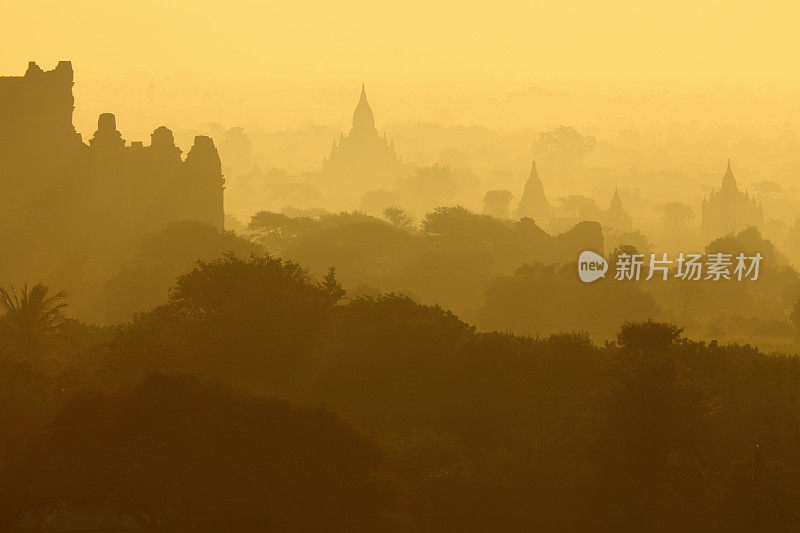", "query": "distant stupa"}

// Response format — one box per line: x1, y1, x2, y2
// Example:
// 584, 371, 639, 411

701, 160, 763, 240
515, 160, 553, 222
603, 187, 632, 231
323, 84, 403, 188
